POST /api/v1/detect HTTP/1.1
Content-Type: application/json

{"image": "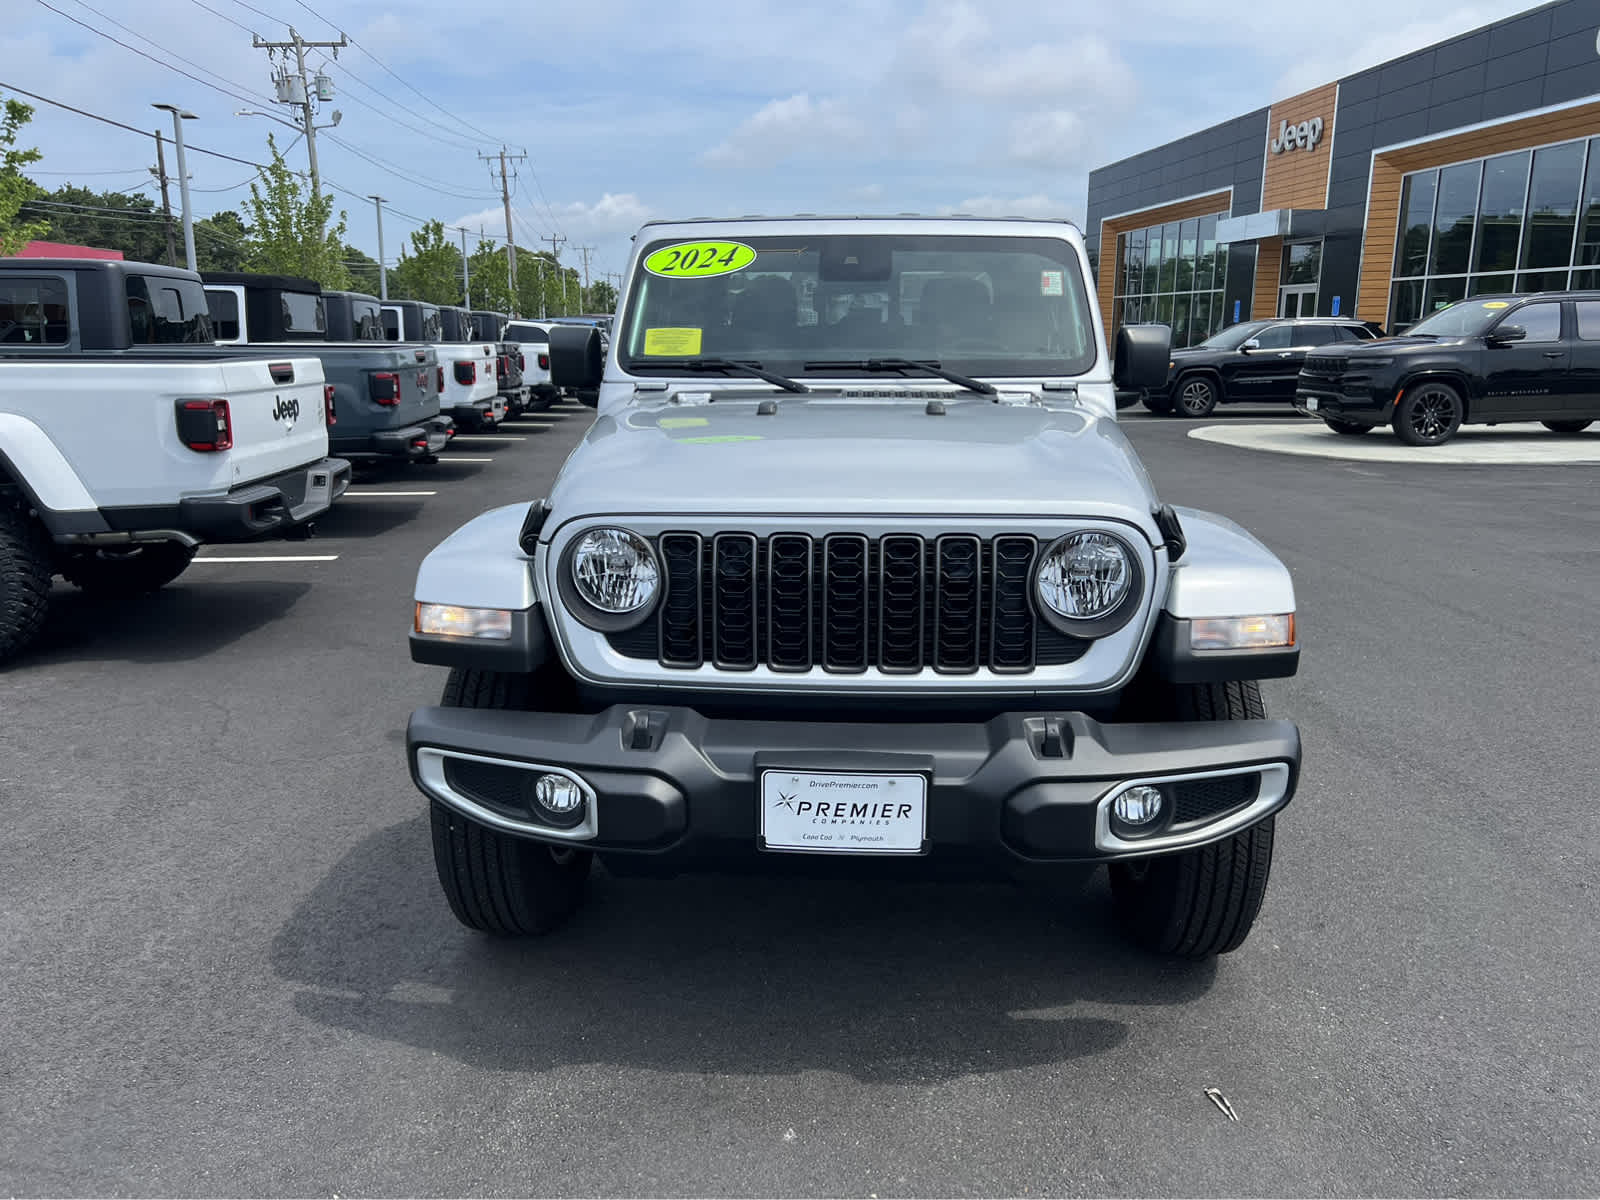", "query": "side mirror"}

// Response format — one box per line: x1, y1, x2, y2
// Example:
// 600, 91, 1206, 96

1489, 324, 1526, 344
1113, 323, 1172, 392
1238, 338, 1260, 353
549, 324, 603, 391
